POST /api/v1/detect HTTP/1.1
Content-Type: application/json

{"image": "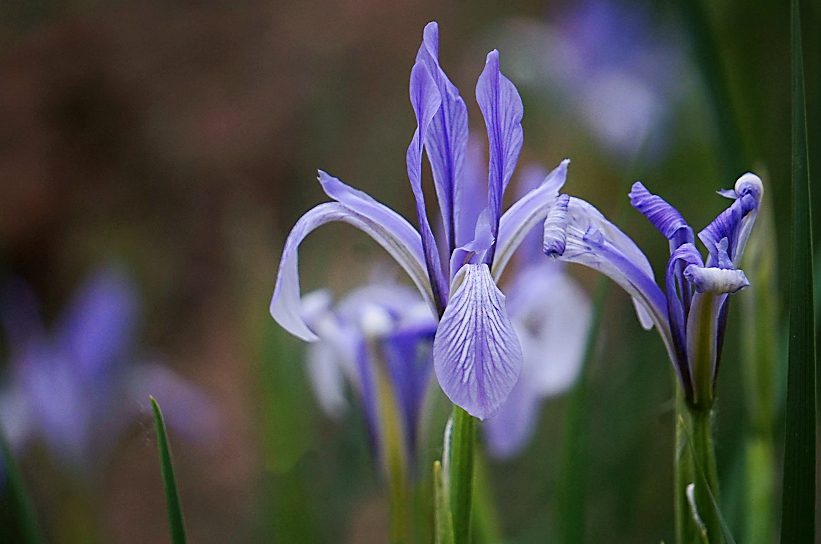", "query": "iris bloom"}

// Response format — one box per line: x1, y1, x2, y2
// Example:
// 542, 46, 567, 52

0, 267, 216, 475
300, 281, 437, 470
543, 173, 763, 407
271, 22, 569, 419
